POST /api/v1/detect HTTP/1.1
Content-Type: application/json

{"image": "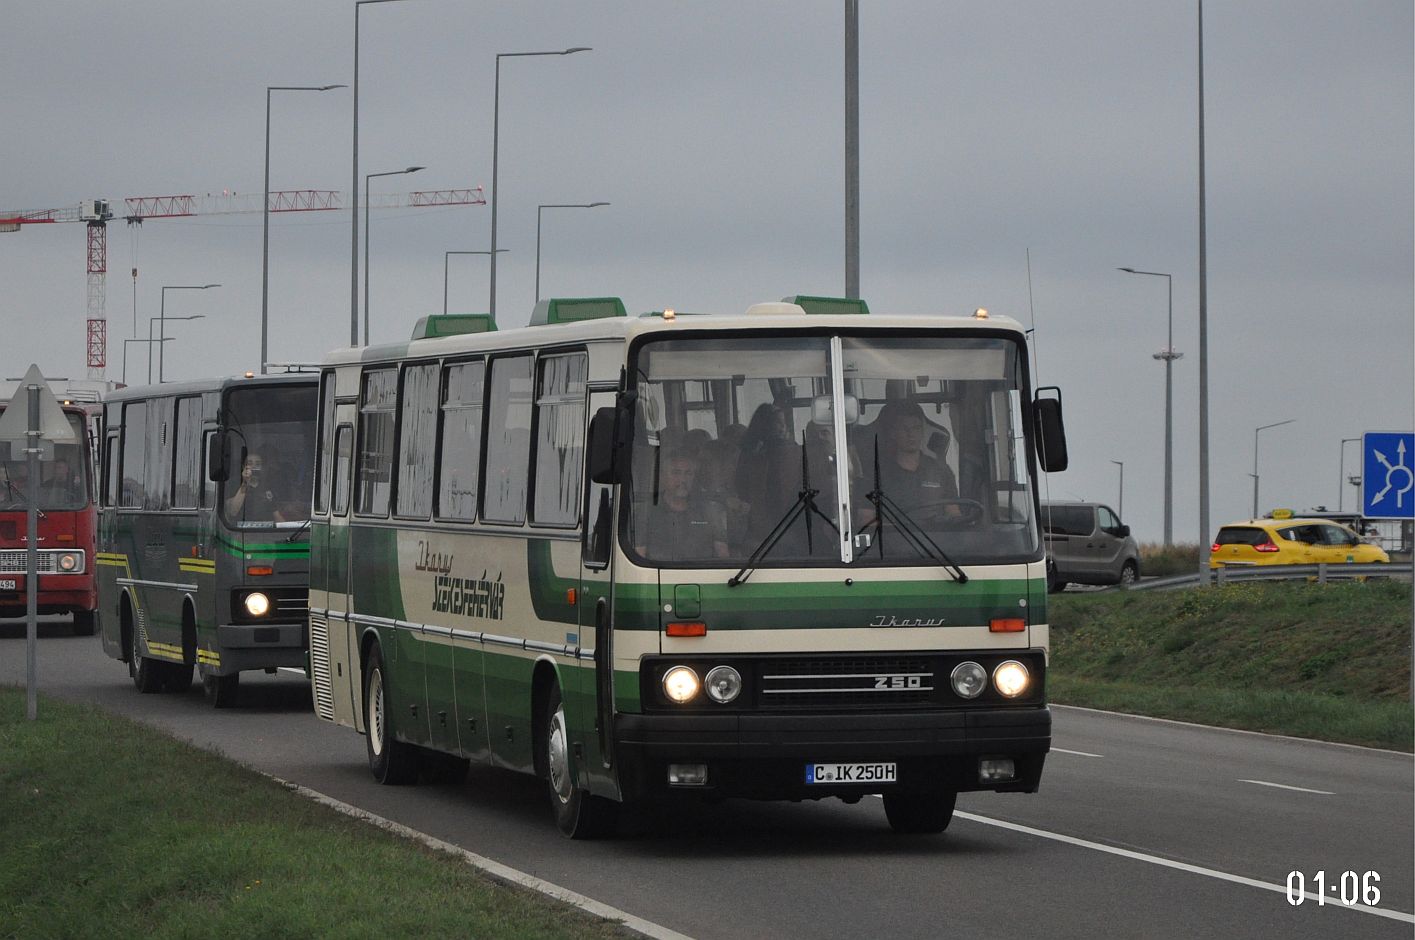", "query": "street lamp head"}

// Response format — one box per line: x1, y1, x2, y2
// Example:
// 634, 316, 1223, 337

319, 84, 348, 91
405, 166, 425, 174
587, 201, 610, 208
562, 46, 592, 54
1117, 267, 1136, 273
201, 283, 220, 289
